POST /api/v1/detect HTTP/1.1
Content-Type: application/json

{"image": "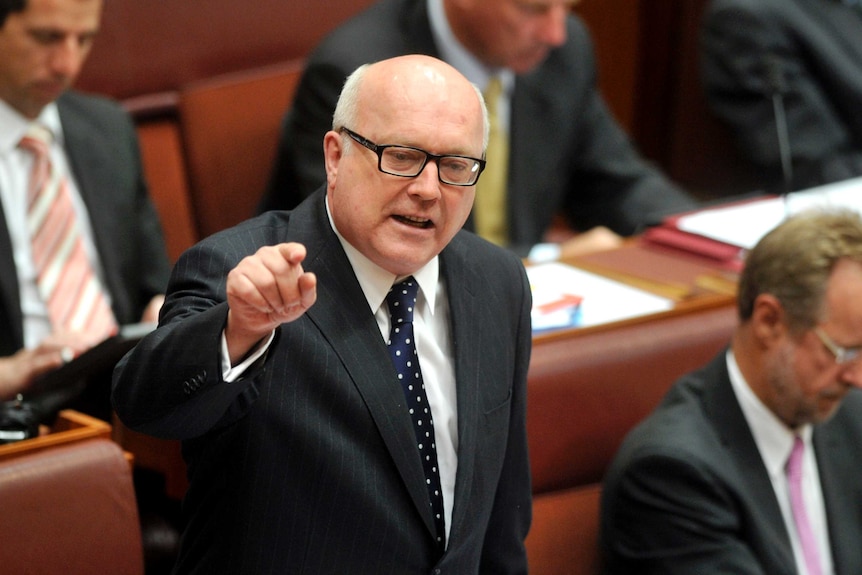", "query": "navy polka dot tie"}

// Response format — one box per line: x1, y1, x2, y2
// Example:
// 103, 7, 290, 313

386, 277, 446, 550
